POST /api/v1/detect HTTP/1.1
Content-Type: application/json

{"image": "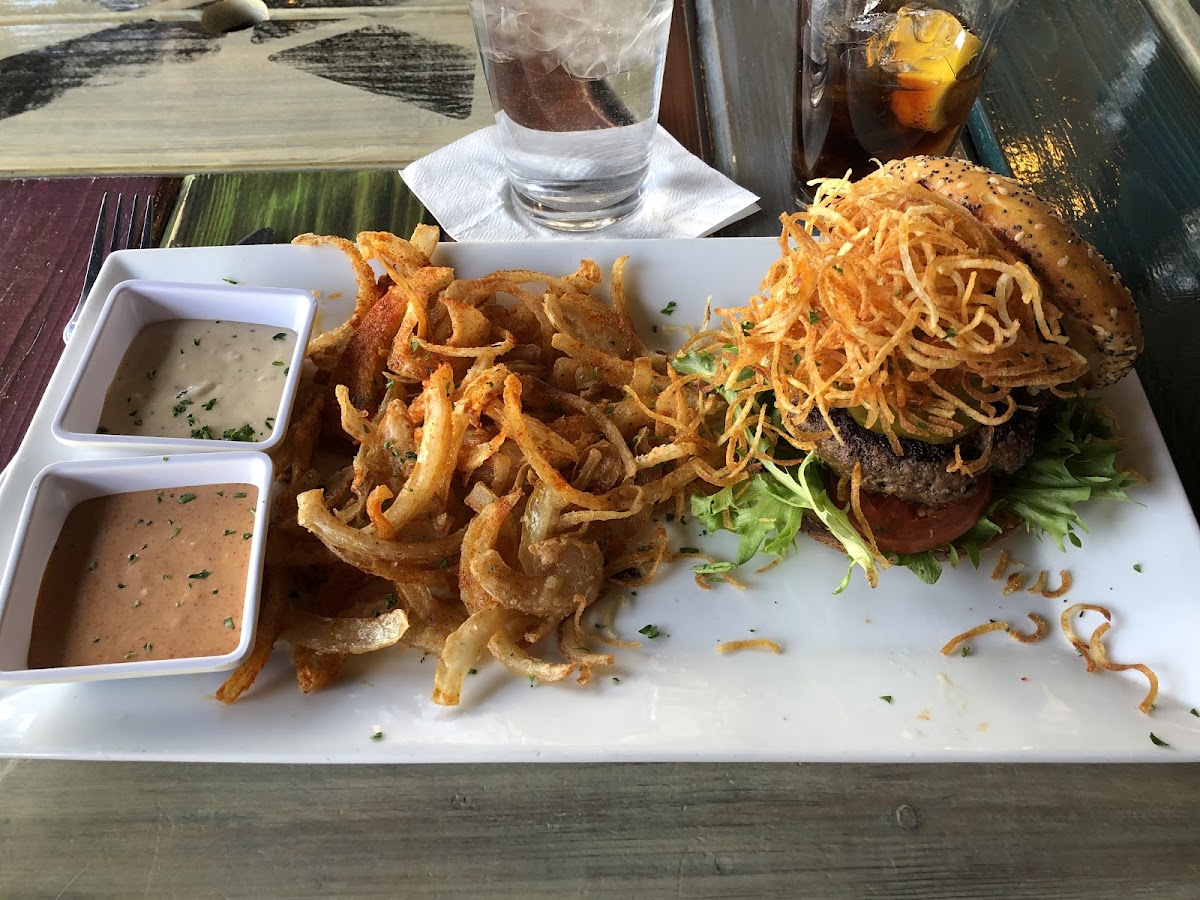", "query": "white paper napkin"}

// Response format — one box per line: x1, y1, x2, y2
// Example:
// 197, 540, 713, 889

400, 125, 760, 241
